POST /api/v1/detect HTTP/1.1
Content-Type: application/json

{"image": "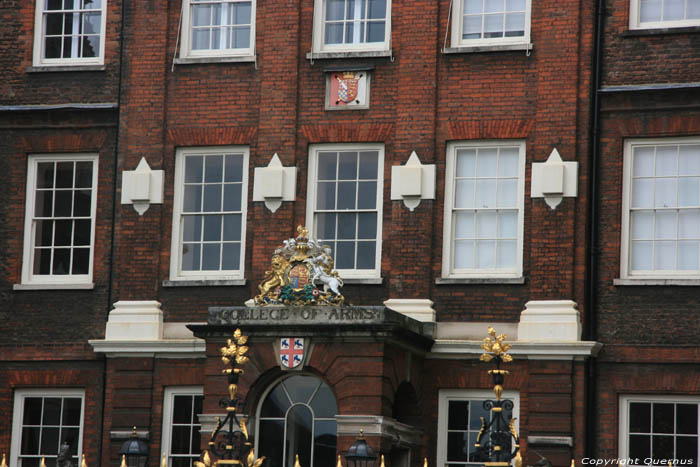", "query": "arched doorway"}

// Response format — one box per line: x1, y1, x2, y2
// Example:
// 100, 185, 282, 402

255, 375, 338, 467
